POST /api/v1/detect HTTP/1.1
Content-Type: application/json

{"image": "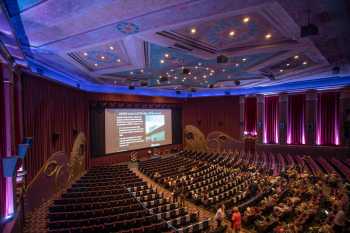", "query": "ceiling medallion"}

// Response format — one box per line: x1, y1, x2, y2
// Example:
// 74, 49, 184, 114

116, 21, 140, 35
